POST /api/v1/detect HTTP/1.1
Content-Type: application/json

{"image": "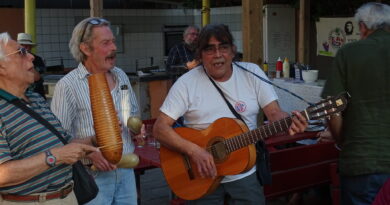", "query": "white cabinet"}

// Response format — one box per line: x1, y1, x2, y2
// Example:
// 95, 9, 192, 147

263, 4, 296, 71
